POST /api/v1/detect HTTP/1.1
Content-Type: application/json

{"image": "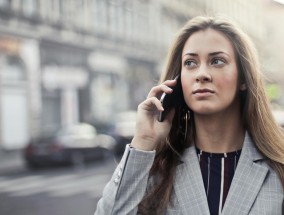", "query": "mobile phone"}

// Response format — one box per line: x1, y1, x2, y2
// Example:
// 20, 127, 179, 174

158, 75, 183, 122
